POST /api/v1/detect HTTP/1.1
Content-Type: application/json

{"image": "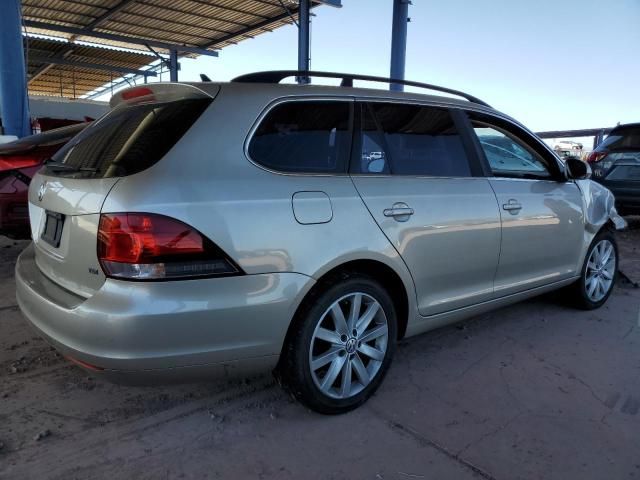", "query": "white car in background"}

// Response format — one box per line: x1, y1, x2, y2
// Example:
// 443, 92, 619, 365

555, 140, 583, 151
